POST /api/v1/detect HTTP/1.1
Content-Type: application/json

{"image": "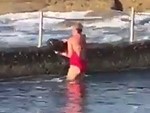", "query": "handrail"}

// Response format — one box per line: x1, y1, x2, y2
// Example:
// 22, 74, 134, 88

3, 9, 148, 47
